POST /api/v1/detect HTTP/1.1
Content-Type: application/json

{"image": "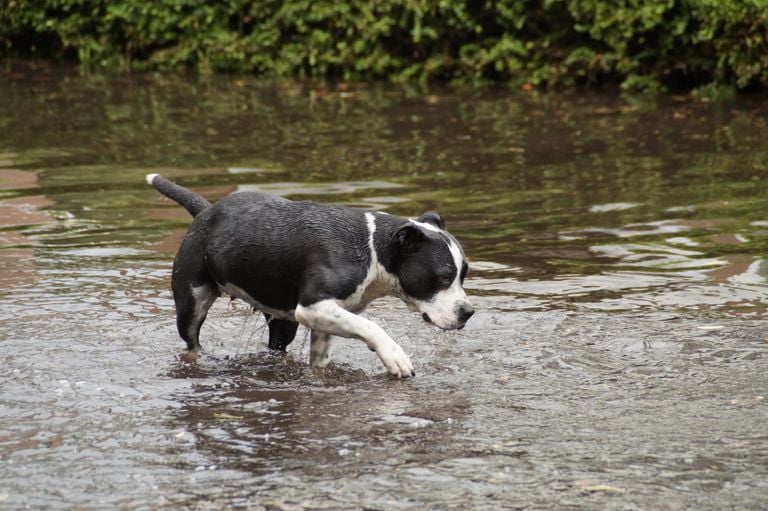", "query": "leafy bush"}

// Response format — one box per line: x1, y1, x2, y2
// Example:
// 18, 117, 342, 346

2, 0, 767, 92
